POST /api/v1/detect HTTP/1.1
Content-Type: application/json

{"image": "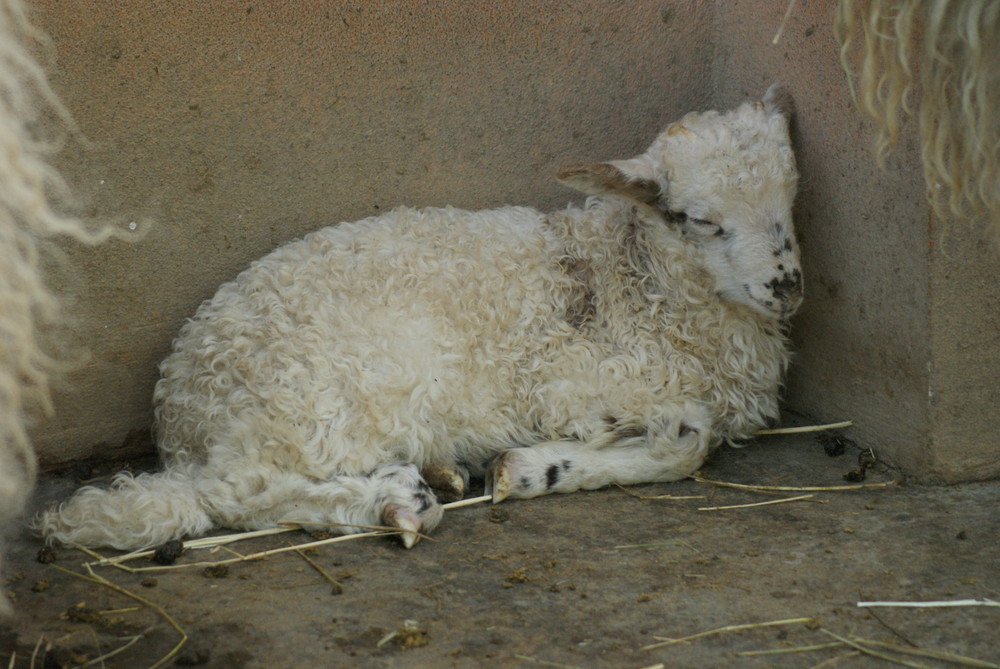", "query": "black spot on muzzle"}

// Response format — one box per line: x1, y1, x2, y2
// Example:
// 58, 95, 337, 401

765, 268, 802, 300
